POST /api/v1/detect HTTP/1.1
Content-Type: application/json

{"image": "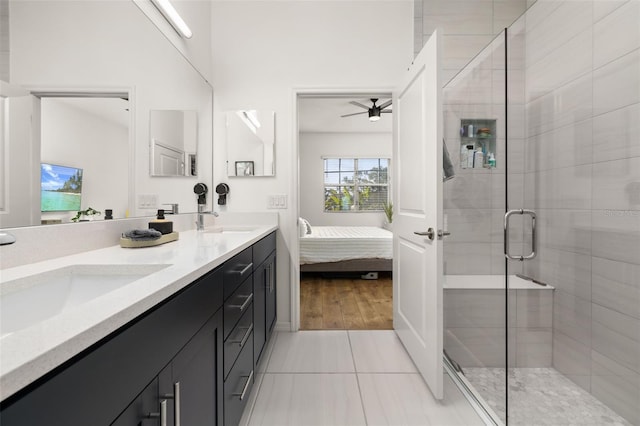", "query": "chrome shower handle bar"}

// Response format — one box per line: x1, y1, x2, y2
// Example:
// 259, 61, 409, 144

504, 209, 537, 261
